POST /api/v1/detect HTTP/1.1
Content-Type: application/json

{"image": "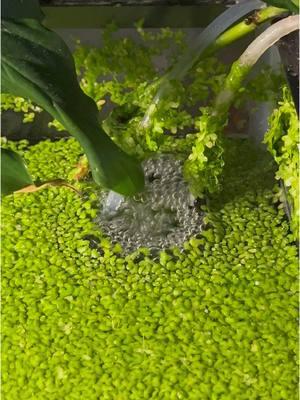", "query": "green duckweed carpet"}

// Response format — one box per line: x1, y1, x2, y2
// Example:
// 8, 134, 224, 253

2, 138, 298, 400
